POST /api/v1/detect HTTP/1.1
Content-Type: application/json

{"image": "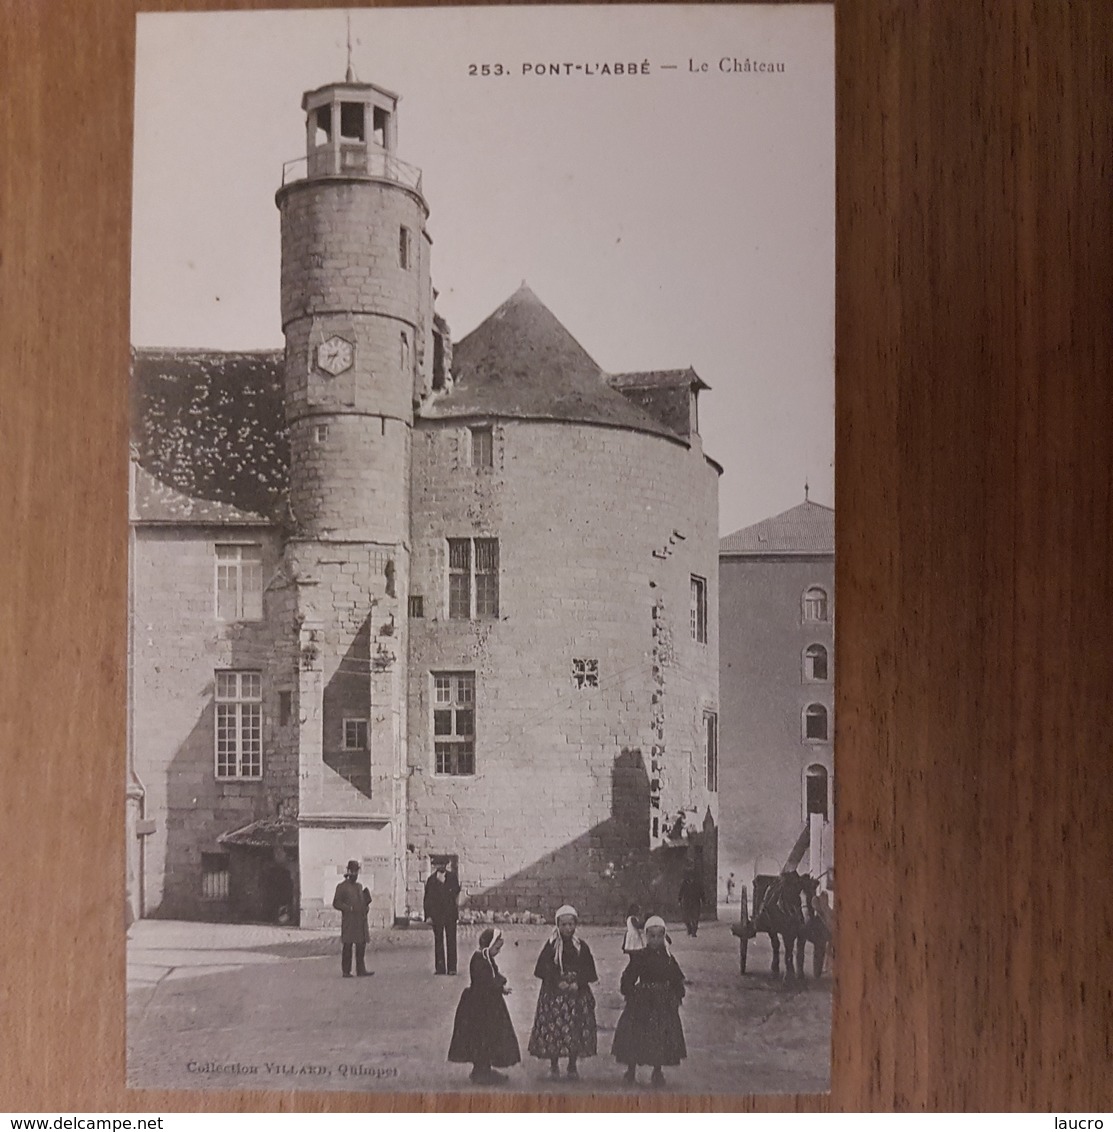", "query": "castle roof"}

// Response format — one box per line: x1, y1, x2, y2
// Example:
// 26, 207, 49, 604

129, 290, 709, 525
422, 285, 685, 441
301, 79, 400, 110
720, 499, 834, 556
130, 348, 287, 524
